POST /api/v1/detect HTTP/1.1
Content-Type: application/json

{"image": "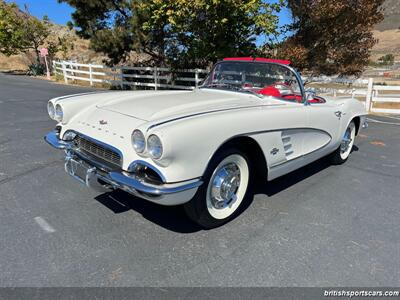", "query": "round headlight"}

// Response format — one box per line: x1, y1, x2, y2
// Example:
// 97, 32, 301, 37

55, 104, 63, 122
63, 131, 76, 141
147, 134, 163, 159
132, 130, 145, 153
47, 102, 55, 119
